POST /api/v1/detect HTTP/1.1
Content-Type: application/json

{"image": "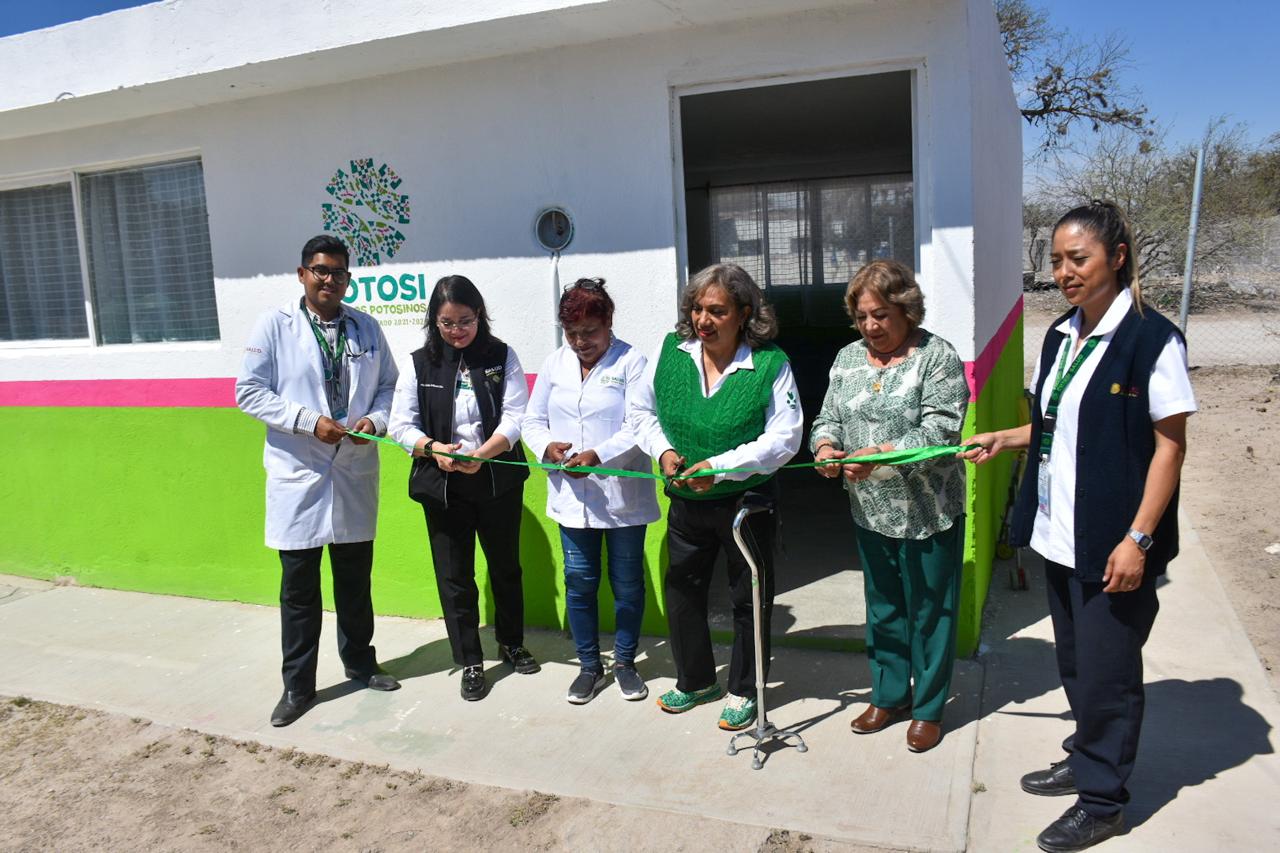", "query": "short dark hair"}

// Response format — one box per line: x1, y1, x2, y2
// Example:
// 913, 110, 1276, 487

424, 275, 493, 363
559, 278, 614, 327
301, 234, 349, 267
